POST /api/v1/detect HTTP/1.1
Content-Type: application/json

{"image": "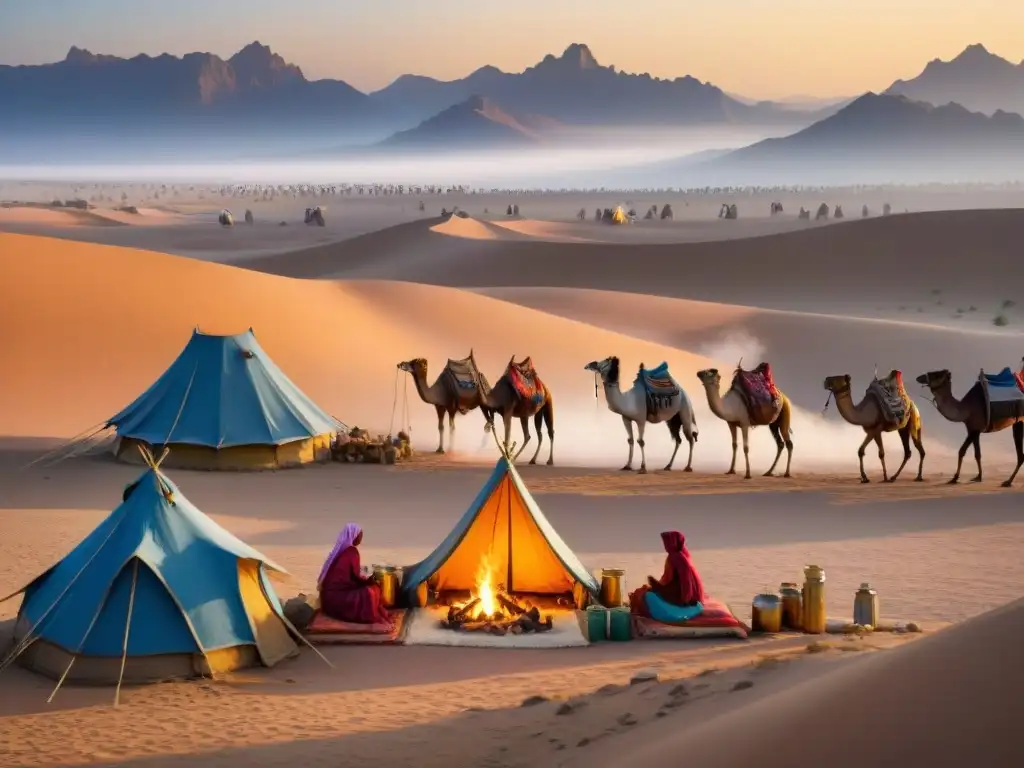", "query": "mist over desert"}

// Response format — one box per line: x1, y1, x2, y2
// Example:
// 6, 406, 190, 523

2, 11, 1024, 768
